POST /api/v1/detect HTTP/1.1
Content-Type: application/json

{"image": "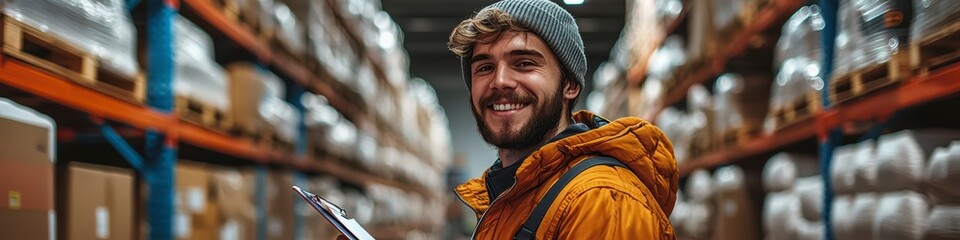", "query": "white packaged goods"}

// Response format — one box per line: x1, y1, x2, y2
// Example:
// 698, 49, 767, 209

712, 166, 758, 240
769, 5, 824, 129
873, 191, 929, 240
688, 84, 713, 151
831, 195, 855, 240
796, 220, 824, 240
927, 143, 960, 203
656, 108, 693, 163
912, 0, 960, 42
875, 129, 960, 192
850, 193, 880, 240
833, 0, 910, 78
831, 143, 857, 194
683, 201, 714, 239
925, 205, 960, 239
174, 16, 230, 112
272, 2, 306, 53
763, 152, 820, 192
713, 74, 743, 134
795, 176, 823, 222
686, 169, 714, 202
712, 0, 744, 31
654, 0, 682, 26
2, 0, 140, 78
763, 192, 800, 240
646, 36, 687, 80
852, 139, 878, 191
636, 78, 665, 119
